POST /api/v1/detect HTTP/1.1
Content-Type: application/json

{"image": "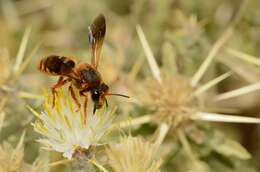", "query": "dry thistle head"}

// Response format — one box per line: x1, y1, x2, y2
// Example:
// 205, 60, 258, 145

0, 143, 24, 172
31, 88, 115, 159
139, 72, 196, 128
106, 136, 162, 172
